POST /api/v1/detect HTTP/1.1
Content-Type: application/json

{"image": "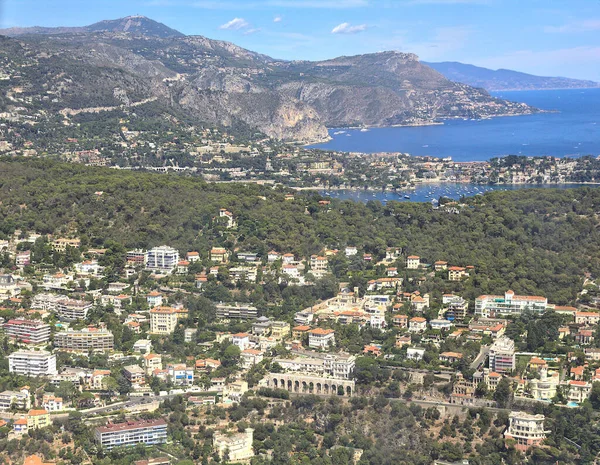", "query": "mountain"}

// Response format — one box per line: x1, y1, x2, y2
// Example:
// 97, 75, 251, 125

0, 17, 538, 141
0, 15, 184, 38
425, 61, 600, 91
